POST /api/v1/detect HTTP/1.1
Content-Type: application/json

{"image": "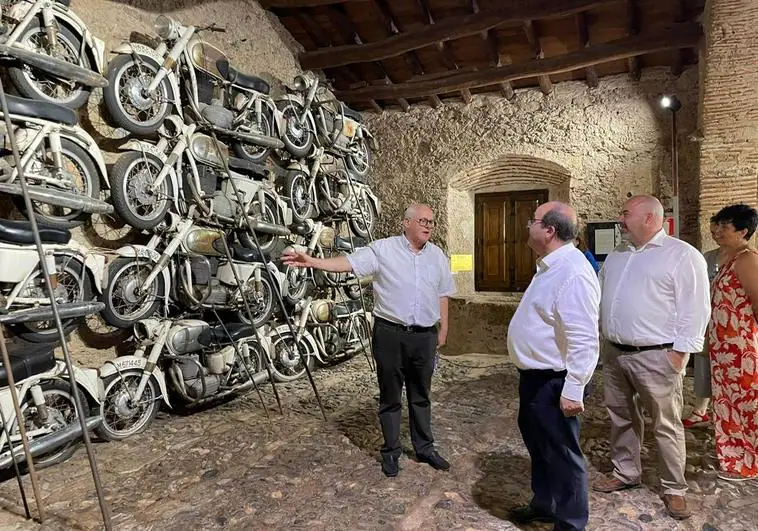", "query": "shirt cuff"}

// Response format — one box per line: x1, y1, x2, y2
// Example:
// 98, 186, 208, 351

345, 254, 364, 277
561, 381, 585, 403
673, 336, 704, 353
